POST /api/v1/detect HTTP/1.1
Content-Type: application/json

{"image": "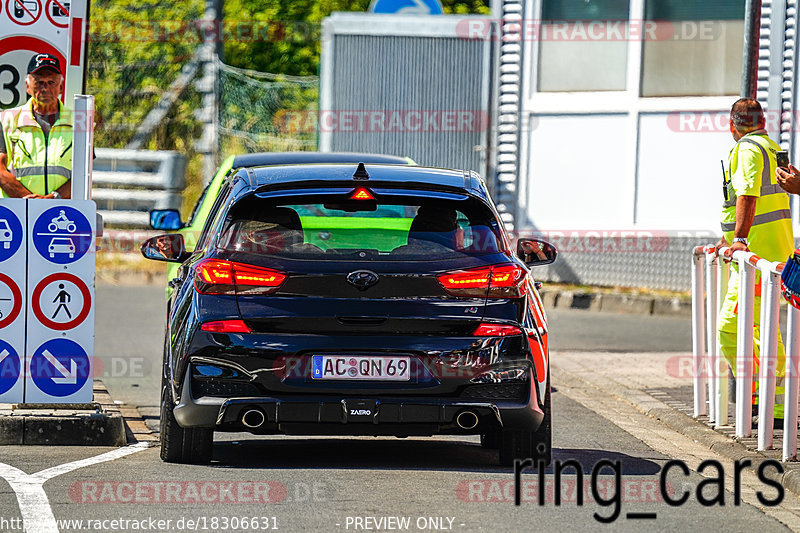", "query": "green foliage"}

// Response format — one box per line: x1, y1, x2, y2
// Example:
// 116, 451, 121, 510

222, 0, 490, 75
87, 0, 204, 148
87, 0, 490, 146
85, 0, 489, 220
